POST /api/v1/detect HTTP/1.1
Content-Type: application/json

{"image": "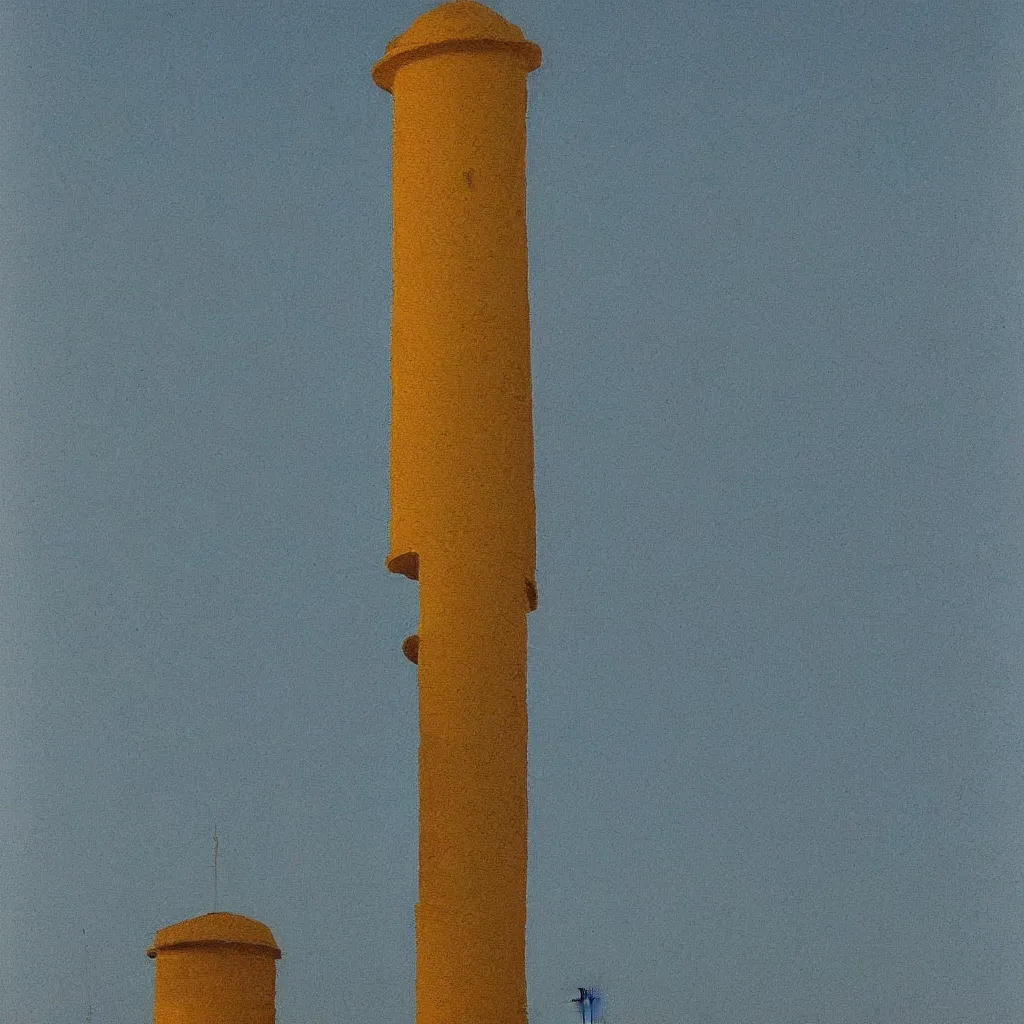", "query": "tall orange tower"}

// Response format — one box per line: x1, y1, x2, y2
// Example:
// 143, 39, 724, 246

371, 5, 542, 1024
147, 912, 281, 1024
